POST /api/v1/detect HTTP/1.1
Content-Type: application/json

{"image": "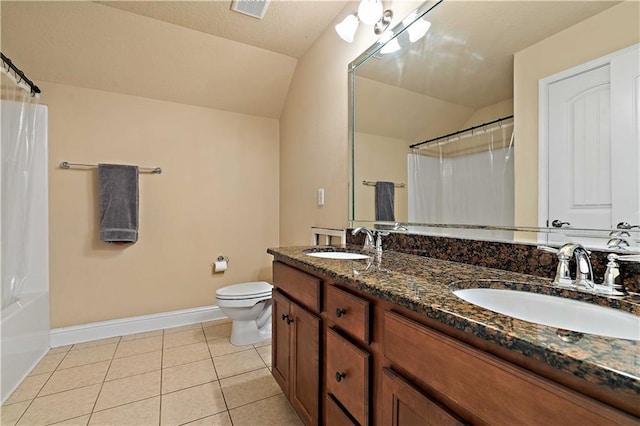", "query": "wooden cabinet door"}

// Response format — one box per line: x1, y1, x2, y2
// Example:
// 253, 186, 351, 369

272, 290, 291, 394
290, 302, 321, 426
382, 368, 466, 426
326, 328, 370, 426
